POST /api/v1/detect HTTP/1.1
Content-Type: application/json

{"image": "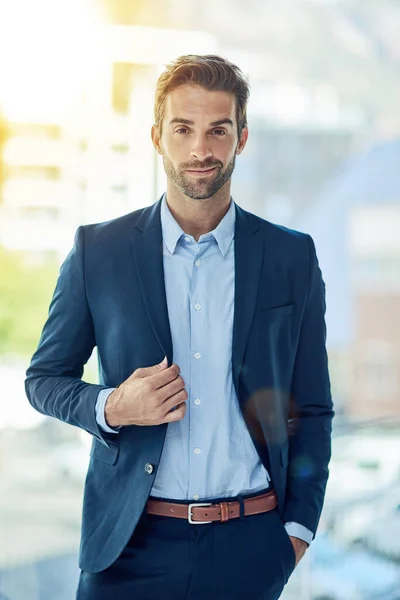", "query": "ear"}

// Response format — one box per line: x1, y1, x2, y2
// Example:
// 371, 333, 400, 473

236, 126, 248, 155
151, 125, 163, 155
